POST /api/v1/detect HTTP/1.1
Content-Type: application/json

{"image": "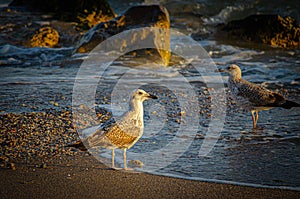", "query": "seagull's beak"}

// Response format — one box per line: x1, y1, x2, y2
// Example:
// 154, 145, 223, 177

215, 68, 225, 73
147, 93, 158, 99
